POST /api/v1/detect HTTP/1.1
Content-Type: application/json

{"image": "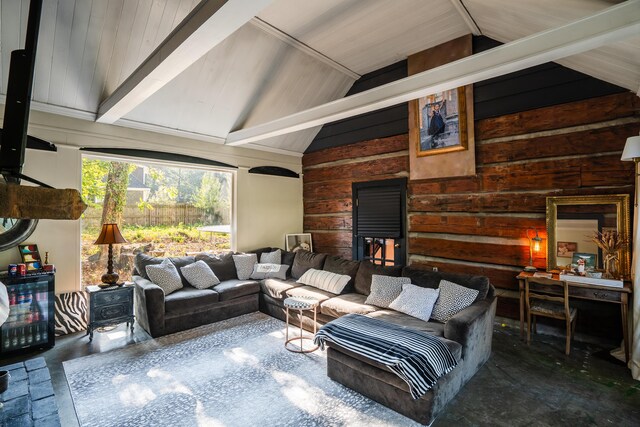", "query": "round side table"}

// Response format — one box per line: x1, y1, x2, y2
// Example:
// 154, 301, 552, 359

283, 296, 319, 353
